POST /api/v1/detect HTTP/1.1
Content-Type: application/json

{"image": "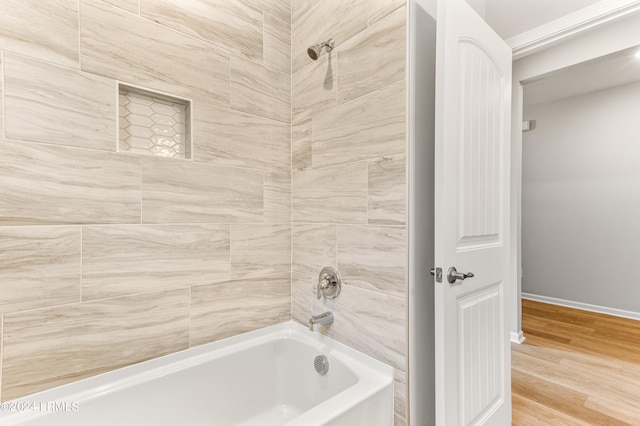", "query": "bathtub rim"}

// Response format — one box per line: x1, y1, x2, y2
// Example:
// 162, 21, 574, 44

0, 320, 394, 425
